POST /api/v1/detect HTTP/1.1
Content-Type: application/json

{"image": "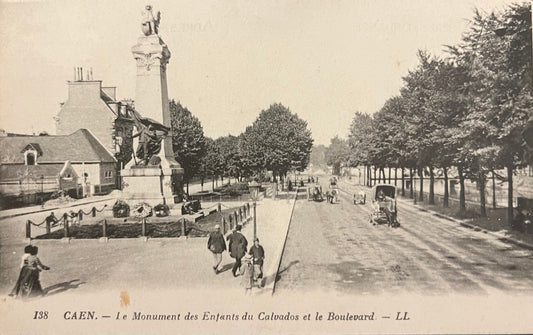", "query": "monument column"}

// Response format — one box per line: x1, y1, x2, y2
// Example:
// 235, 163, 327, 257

121, 5, 183, 206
